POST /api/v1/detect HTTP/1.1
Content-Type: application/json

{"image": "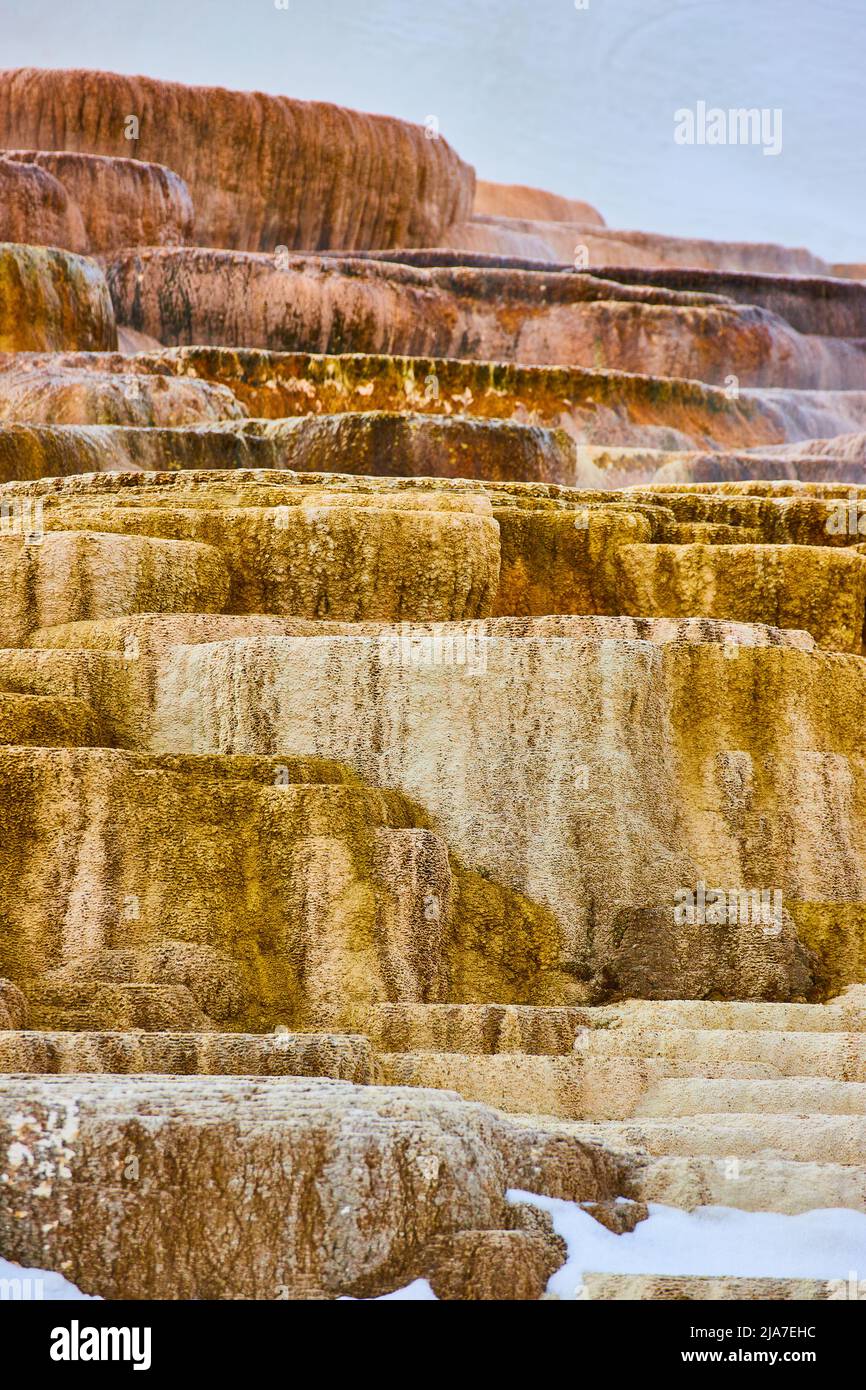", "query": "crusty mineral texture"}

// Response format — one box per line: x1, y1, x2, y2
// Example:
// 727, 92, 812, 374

0, 978, 28, 1029
2, 150, 194, 251
0, 157, 86, 251
0, 359, 246, 427
1, 62, 865, 1303
0, 1075, 619, 1299
0, 244, 116, 352
0, 413, 592, 486
0, 68, 474, 252
104, 247, 866, 388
